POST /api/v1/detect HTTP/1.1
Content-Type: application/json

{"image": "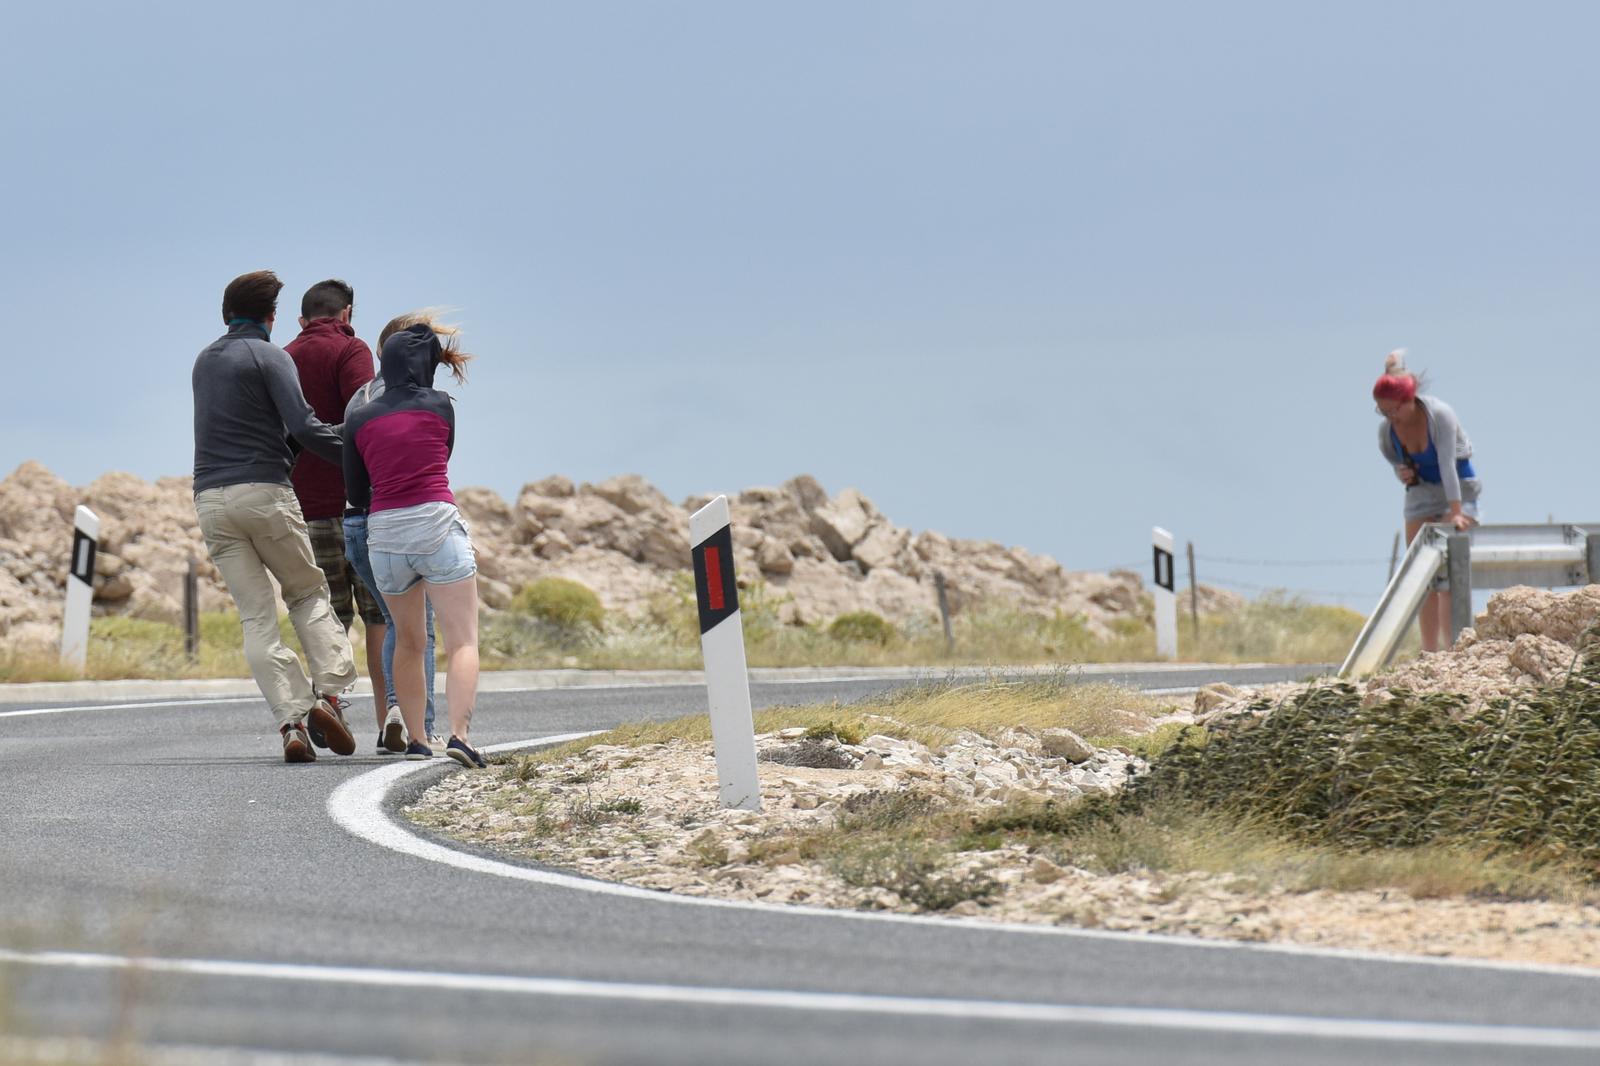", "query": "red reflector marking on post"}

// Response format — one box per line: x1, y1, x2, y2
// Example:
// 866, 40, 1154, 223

704, 546, 725, 611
